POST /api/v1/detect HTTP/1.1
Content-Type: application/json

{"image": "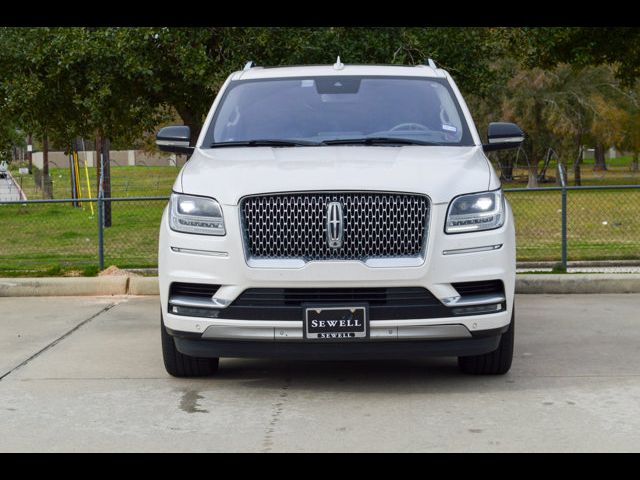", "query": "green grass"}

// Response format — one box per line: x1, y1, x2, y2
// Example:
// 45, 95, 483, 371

506, 189, 640, 262
10, 164, 179, 199
0, 199, 167, 275
2, 165, 174, 275
1, 165, 640, 276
